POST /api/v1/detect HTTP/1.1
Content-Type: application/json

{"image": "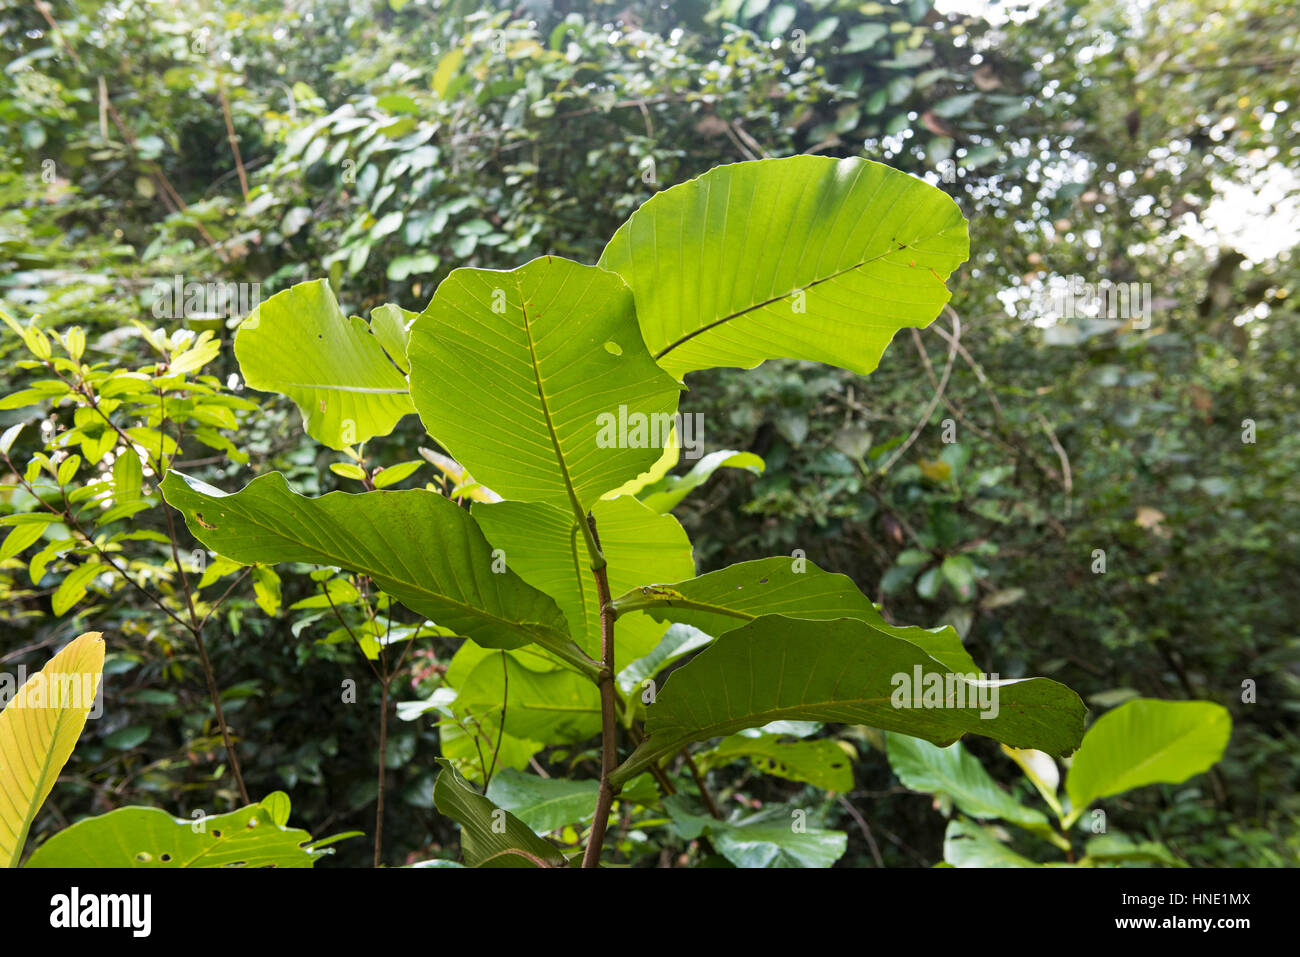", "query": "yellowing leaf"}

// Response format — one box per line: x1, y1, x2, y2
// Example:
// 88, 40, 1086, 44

918, 458, 952, 482
432, 48, 465, 99
0, 631, 105, 867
